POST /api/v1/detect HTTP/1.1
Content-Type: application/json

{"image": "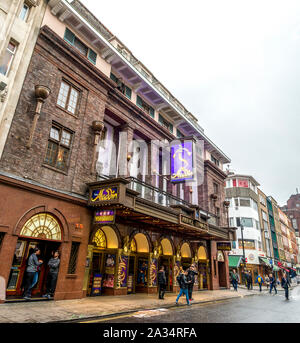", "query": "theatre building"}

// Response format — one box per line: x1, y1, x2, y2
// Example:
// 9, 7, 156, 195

0, 0, 236, 301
